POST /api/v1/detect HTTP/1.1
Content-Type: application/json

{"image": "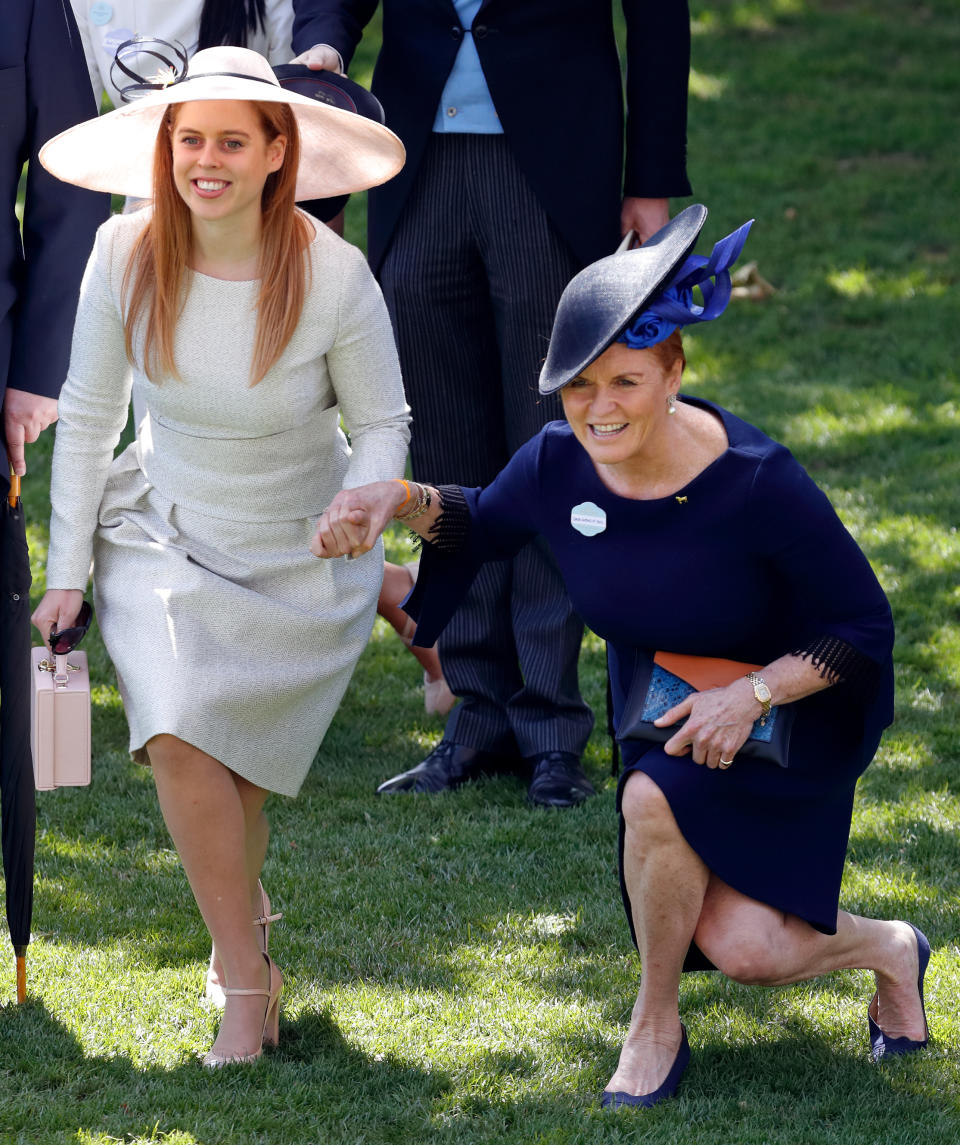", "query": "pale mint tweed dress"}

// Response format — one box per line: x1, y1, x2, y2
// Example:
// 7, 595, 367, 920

46, 211, 410, 796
